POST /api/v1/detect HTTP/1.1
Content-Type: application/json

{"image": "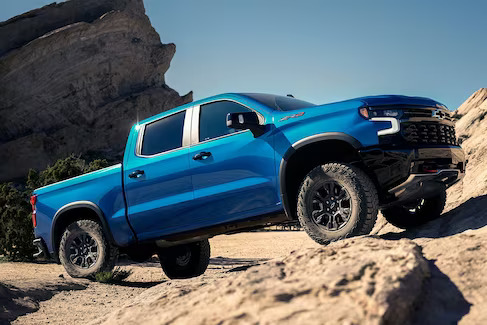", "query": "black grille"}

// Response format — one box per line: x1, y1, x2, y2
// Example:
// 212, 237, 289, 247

401, 107, 453, 121
401, 122, 457, 145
